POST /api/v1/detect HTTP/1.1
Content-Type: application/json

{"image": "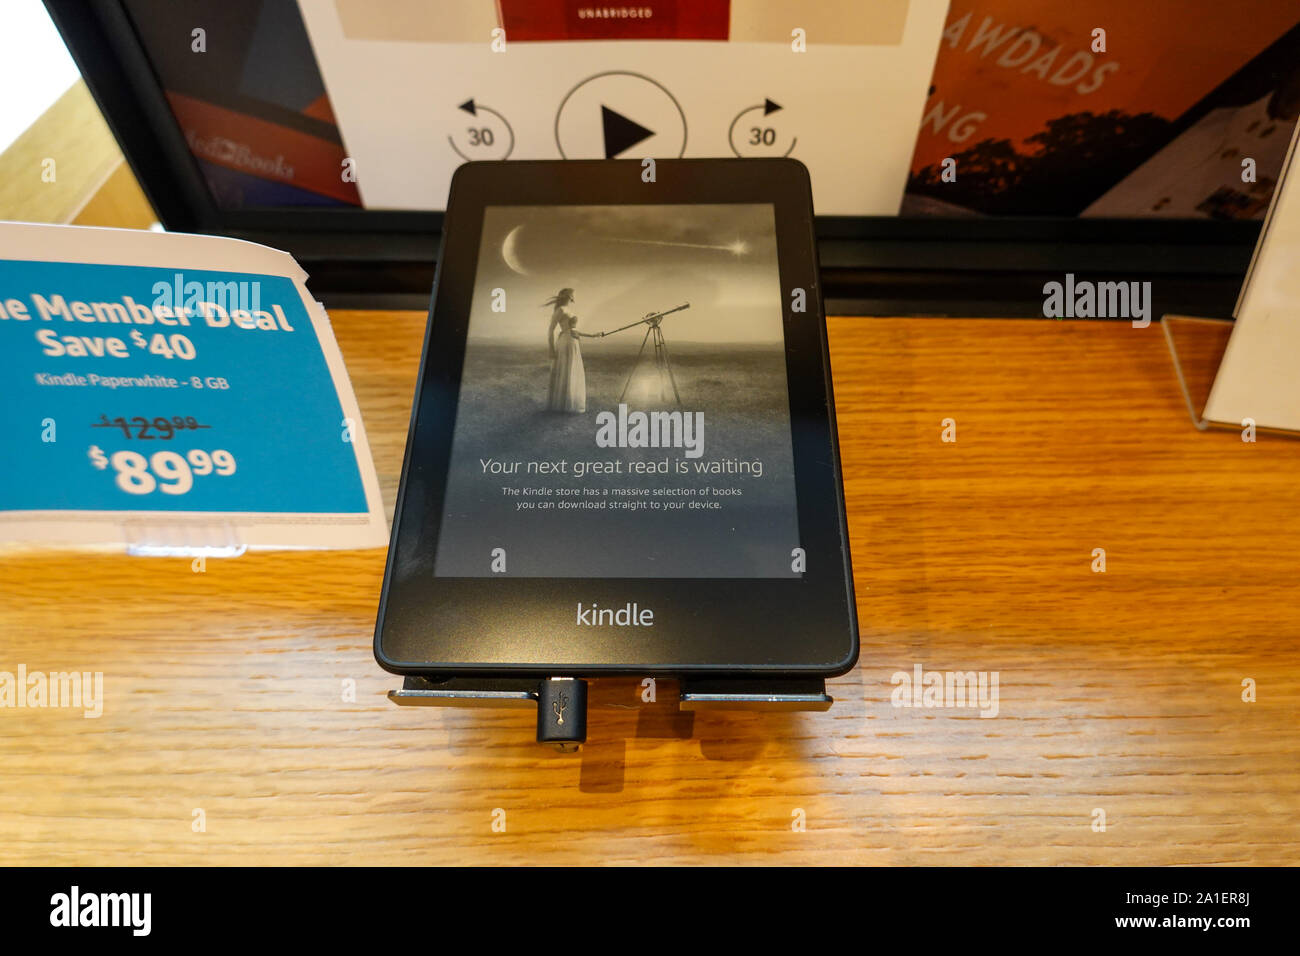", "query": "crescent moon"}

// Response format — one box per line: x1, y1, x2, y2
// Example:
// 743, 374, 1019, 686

501, 225, 529, 275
